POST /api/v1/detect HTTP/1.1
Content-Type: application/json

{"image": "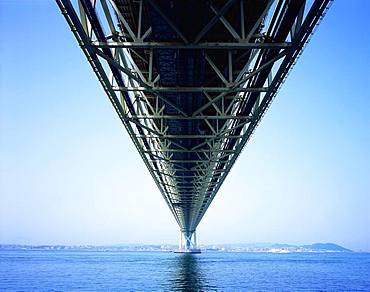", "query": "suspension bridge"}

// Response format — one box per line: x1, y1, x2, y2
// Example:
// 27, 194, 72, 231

56, 0, 331, 253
